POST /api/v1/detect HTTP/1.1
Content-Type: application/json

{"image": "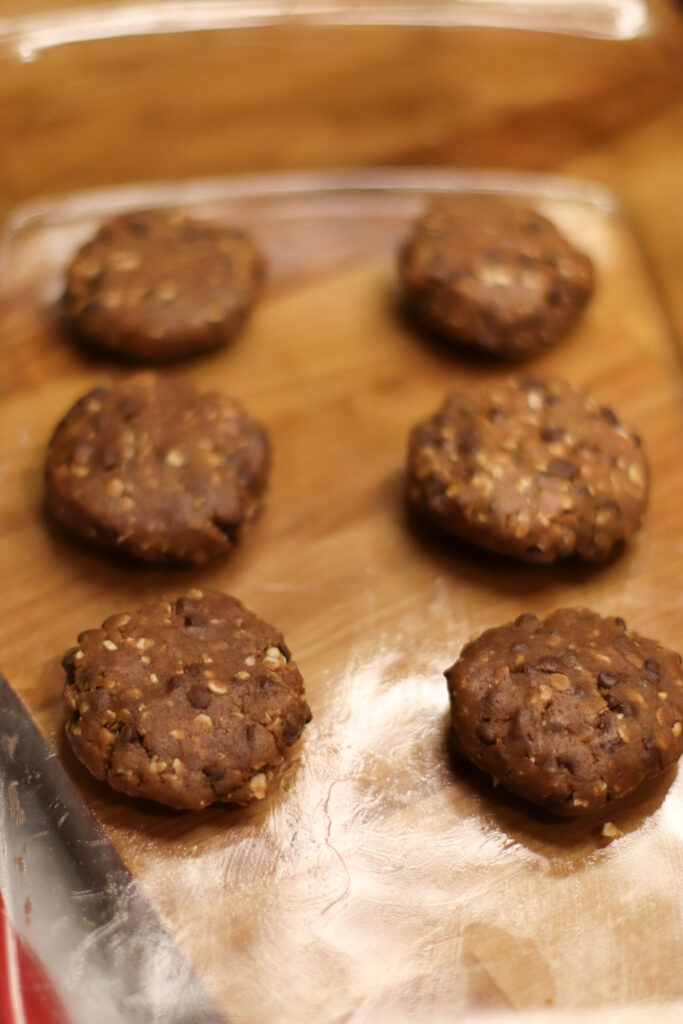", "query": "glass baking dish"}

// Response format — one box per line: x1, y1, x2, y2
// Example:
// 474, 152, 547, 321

2, 2, 683, 1022
2, 165, 683, 1024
